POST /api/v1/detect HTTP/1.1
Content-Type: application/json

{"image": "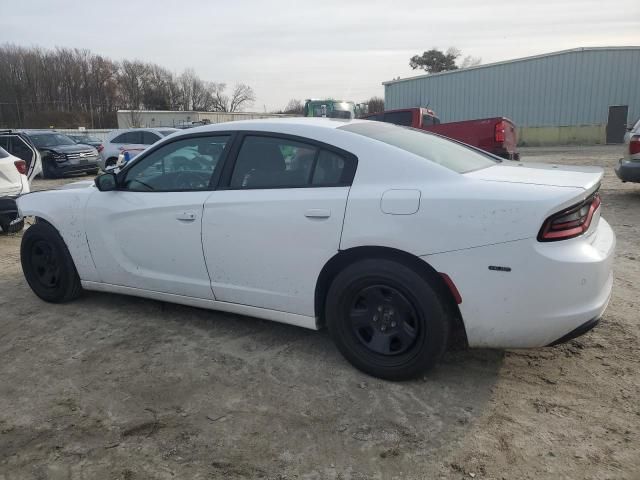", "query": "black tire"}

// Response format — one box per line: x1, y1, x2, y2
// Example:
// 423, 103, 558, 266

42, 159, 59, 179
326, 259, 450, 380
0, 217, 24, 234
104, 157, 117, 169
21, 221, 82, 303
